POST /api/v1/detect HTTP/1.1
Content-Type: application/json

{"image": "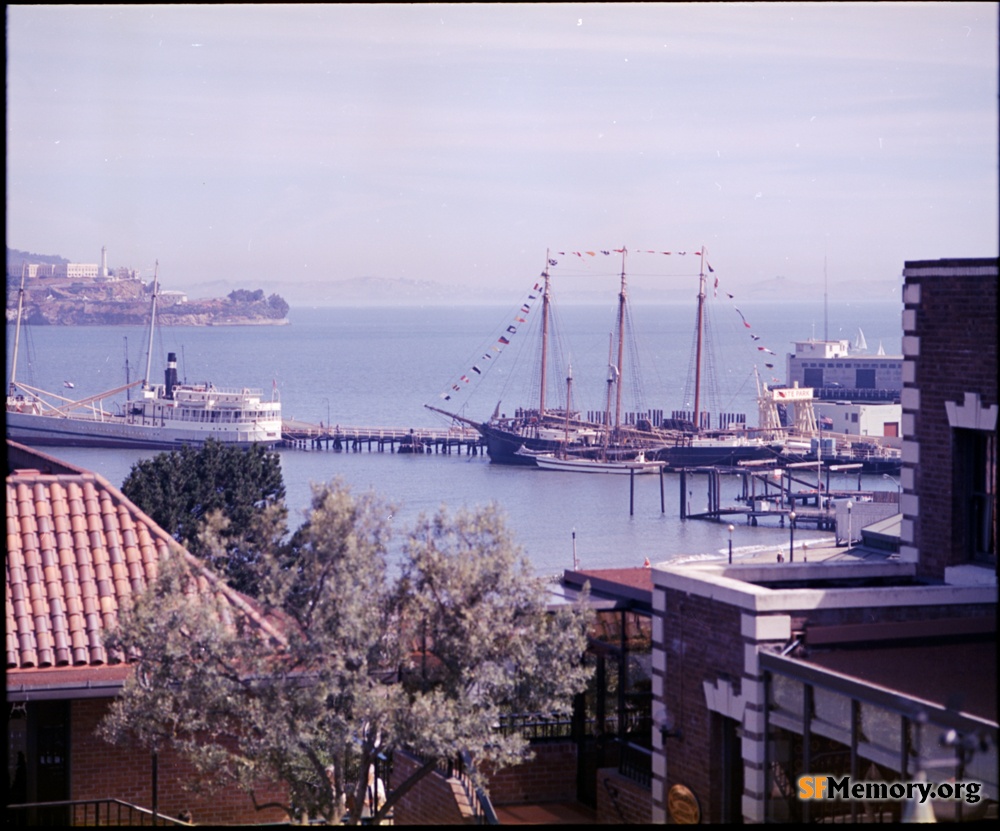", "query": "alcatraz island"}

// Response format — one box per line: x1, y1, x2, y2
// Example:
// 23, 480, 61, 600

6, 247, 290, 326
